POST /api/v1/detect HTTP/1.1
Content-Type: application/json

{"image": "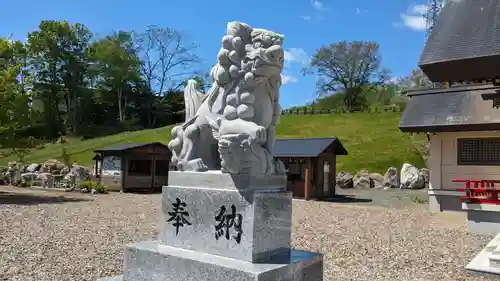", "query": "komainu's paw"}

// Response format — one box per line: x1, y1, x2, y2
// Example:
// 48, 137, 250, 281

254, 126, 267, 145
187, 159, 208, 172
